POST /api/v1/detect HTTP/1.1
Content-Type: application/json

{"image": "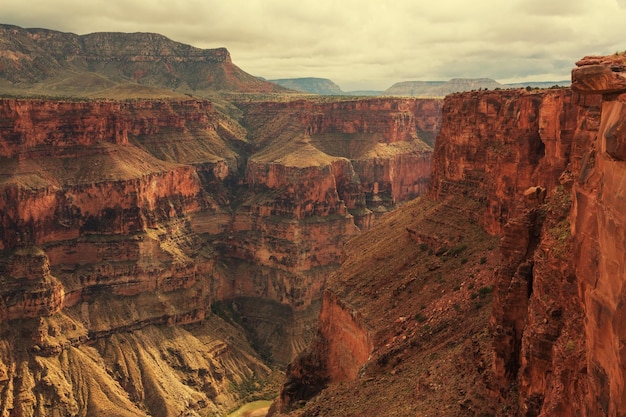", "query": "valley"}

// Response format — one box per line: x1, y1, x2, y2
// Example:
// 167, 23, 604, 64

1, 23, 626, 417
0, 84, 440, 415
